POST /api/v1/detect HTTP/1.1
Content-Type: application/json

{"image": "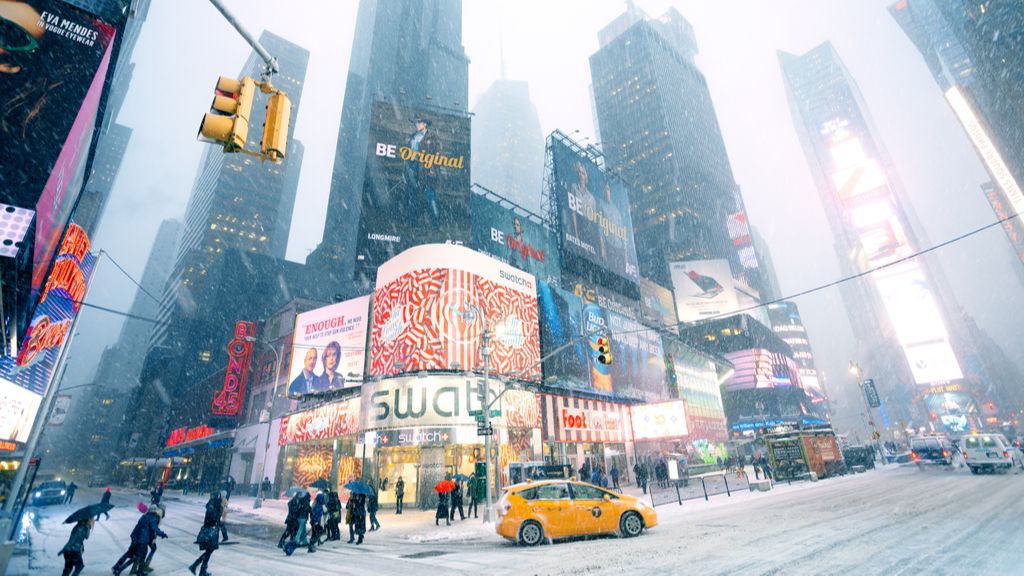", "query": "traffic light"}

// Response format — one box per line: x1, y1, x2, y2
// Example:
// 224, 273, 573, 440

261, 91, 292, 161
596, 337, 612, 365
199, 75, 256, 152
